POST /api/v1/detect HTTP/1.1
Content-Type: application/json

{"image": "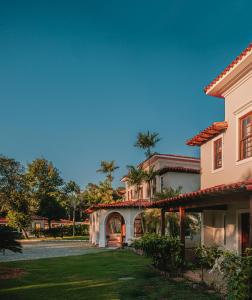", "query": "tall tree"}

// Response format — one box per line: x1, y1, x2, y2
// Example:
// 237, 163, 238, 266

134, 131, 161, 158
97, 160, 119, 183
143, 167, 159, 200
63, 180, 80, 236
26, 158, 65, 227
126, 166, 145, 200
81, 179, 114, 205
0, 155, 37, 238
